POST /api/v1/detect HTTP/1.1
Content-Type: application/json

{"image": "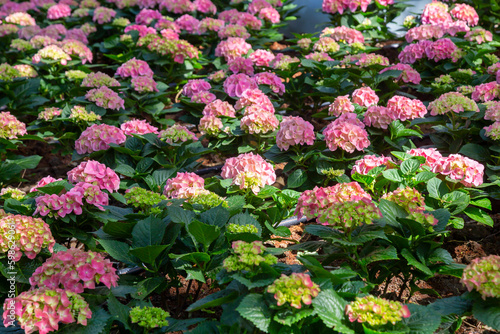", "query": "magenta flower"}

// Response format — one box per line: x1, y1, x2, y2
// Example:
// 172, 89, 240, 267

67, 160, 120, 193
223, 73, 258, 97
276, 116, 315, 151
421, 1, 452, 25
47, 4, 71, 19
116, 57, 154, 78
253, 72, 285, 95
182, 79, 211, 97
85, 86, 125, 110
75, 124, 127, 154
432, 154, 484, 187
228, 56, 255, 75
215, 37, 252, 61
450, 4, 479, 26
387, 95, 427, 121
363, 106, 397, 129
352, 155, 393, 175
235, 88, 275, 113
